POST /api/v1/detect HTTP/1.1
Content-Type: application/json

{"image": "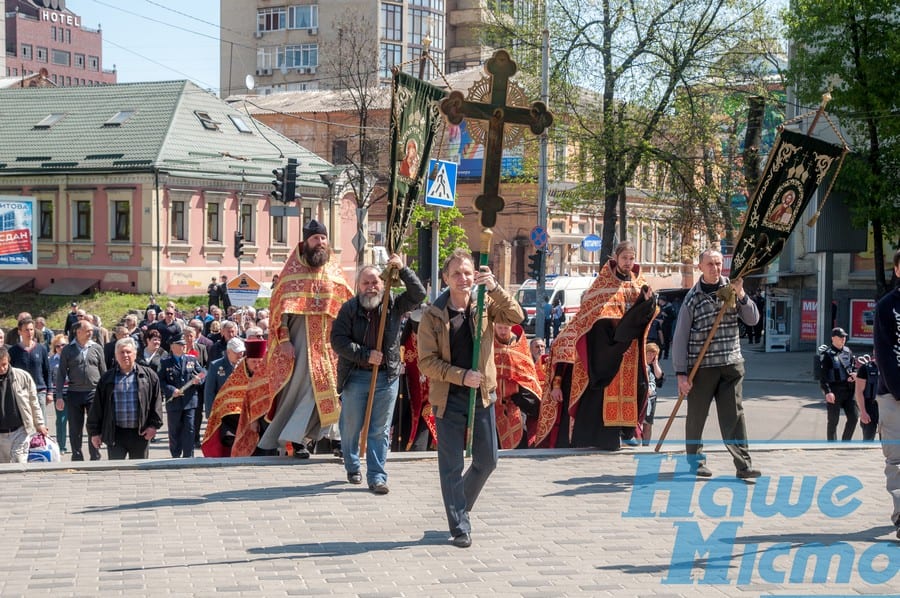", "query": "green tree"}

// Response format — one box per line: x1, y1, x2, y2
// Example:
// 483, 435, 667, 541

484, 0, 778, 260
785, 0, 900, 297
401, 204, 469, 274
